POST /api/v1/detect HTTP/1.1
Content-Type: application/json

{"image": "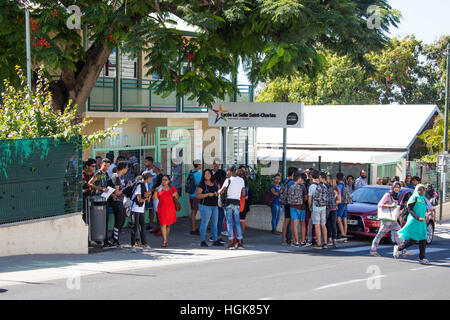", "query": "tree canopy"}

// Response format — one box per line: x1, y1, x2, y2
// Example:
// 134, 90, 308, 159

0, 0, 400, 117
